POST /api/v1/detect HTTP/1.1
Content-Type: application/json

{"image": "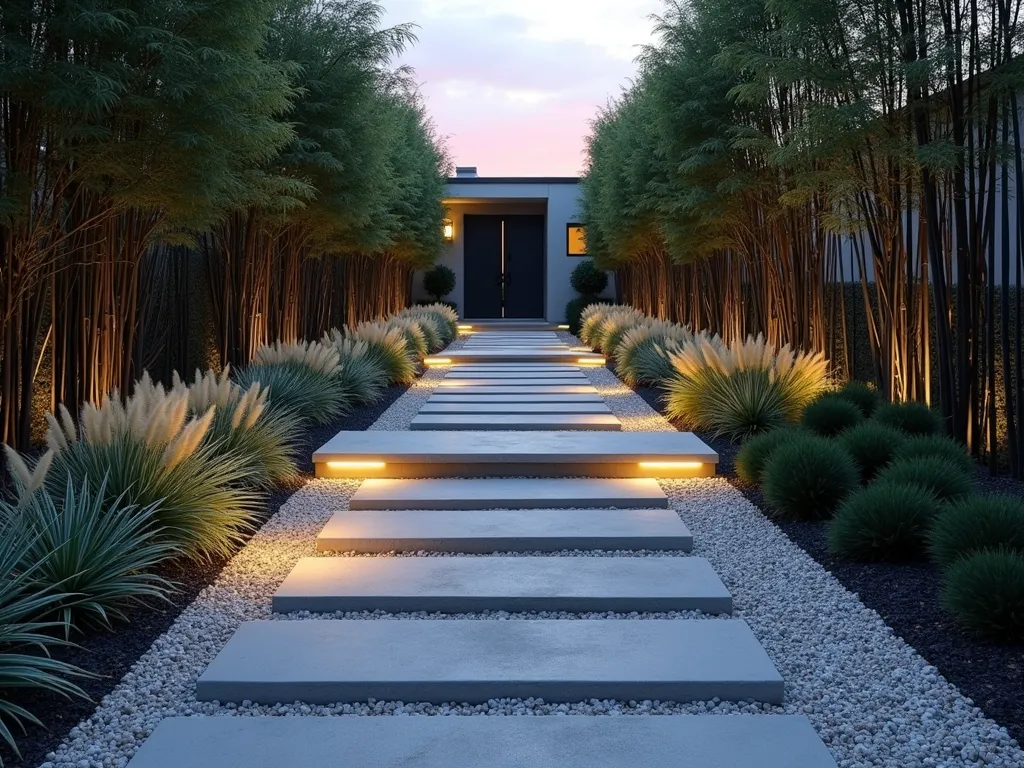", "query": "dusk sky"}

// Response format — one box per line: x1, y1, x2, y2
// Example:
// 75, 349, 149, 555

381, 0, 663, 177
